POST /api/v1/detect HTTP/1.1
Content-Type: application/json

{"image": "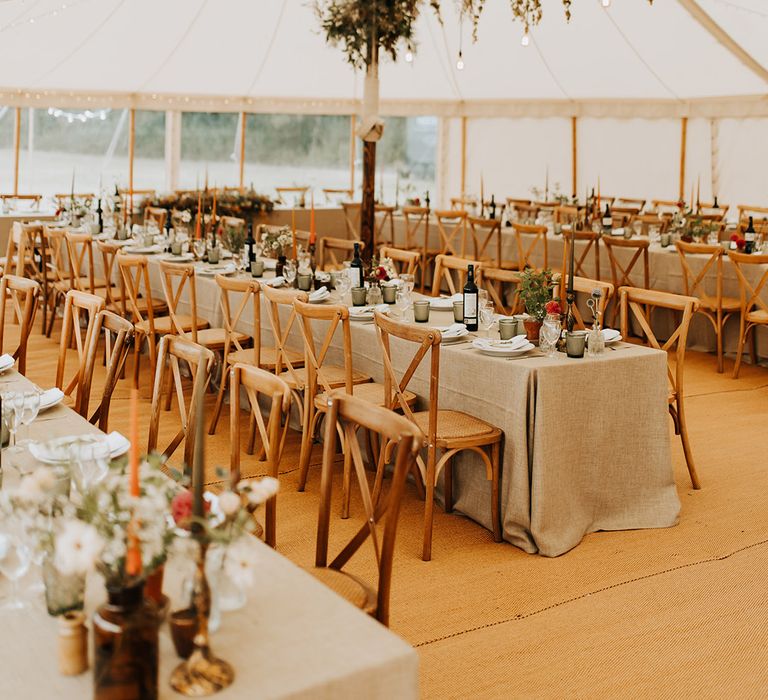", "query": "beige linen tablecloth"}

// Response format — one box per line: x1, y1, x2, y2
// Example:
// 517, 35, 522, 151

0, 370, 419, 699
113, 254, 681, 556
